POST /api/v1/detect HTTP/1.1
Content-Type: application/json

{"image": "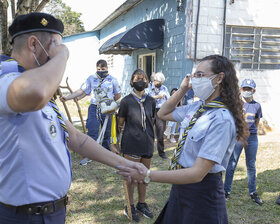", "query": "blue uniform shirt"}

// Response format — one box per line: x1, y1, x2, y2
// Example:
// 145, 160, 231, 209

80, 73, 121, 105
172, 101, 237, 173
0, 67, 71, 206
148, 84, 170, 109
243, 100, 262, 134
